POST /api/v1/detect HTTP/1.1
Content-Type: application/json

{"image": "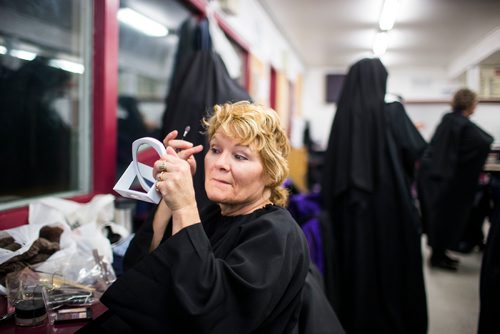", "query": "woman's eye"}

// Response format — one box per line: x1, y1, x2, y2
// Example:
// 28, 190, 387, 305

210, 147, 220, 154
234, 154, 247, 161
